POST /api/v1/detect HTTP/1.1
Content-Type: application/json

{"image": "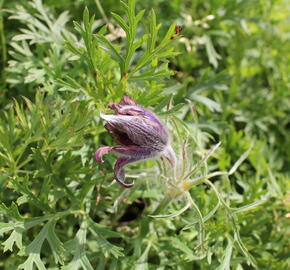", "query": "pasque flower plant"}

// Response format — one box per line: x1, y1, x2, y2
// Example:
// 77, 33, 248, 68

95, 95, 176, 188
